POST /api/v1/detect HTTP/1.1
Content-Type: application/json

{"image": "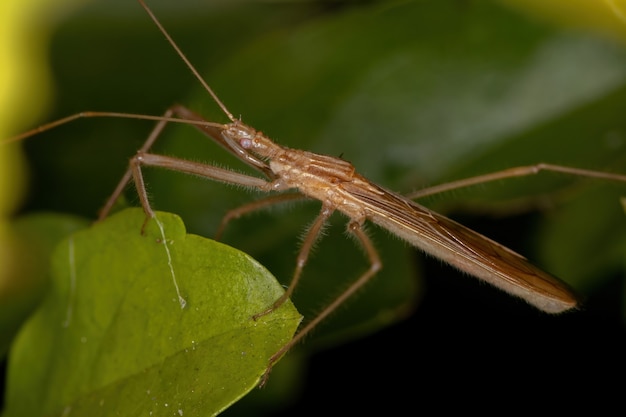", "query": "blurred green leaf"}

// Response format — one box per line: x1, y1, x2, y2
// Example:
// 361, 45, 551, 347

3, 209, 301, 417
